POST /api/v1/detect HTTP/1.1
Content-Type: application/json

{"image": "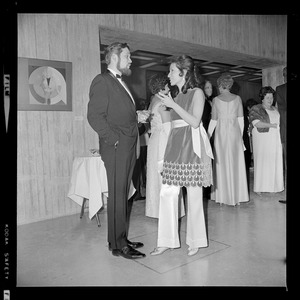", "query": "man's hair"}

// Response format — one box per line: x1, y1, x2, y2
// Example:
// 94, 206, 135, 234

104, 42, 130, 65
